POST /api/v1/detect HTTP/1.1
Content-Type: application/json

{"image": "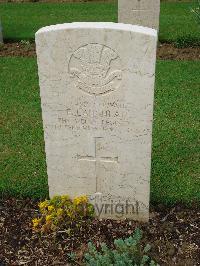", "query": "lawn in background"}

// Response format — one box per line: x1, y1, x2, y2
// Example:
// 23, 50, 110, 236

0, 57, 199, 204
0, 58, 48, 199
0, 2, 199, 43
